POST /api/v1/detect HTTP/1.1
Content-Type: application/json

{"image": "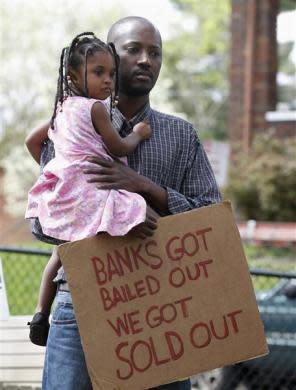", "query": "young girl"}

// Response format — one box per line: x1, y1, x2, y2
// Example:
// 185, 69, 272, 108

25, 32, 153, 346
